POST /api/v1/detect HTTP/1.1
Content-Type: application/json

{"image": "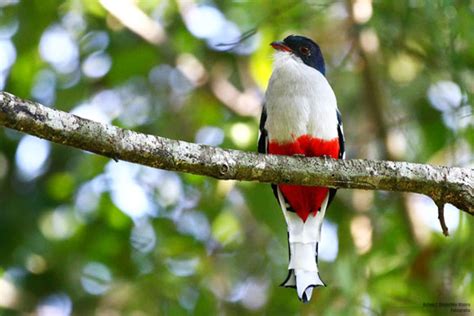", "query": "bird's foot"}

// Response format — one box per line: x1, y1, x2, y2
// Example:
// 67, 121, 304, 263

292, 154, 306, 158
